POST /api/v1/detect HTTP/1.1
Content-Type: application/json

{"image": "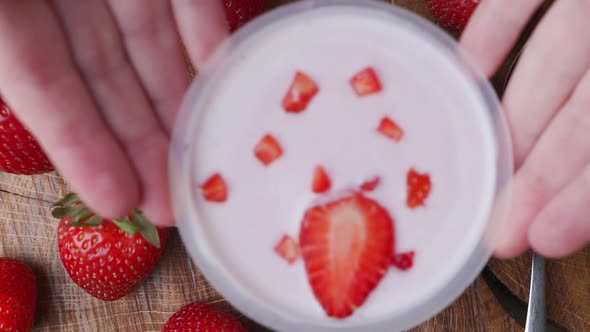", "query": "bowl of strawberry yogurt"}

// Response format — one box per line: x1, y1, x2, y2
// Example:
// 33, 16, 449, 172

169, 0, 513, 331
